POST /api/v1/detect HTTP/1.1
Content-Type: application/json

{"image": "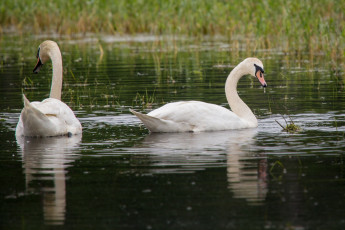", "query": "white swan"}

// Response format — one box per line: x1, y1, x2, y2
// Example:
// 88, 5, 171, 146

16, 40, 82, 137
130, 57, 267, 132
